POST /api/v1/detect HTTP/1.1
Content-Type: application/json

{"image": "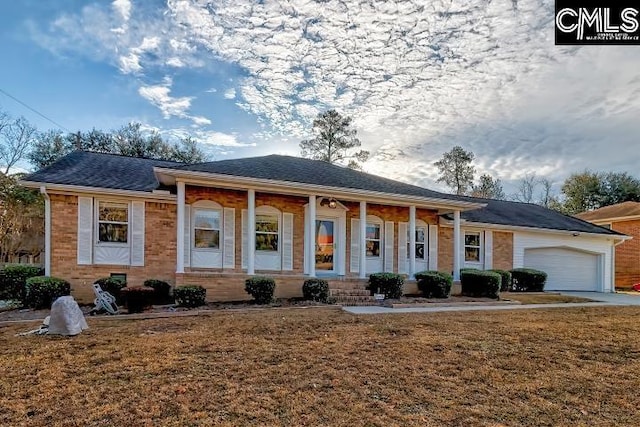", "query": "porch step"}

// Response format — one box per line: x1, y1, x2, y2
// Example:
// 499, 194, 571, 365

333, 295, 379, 306
330, 288, 371, 297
